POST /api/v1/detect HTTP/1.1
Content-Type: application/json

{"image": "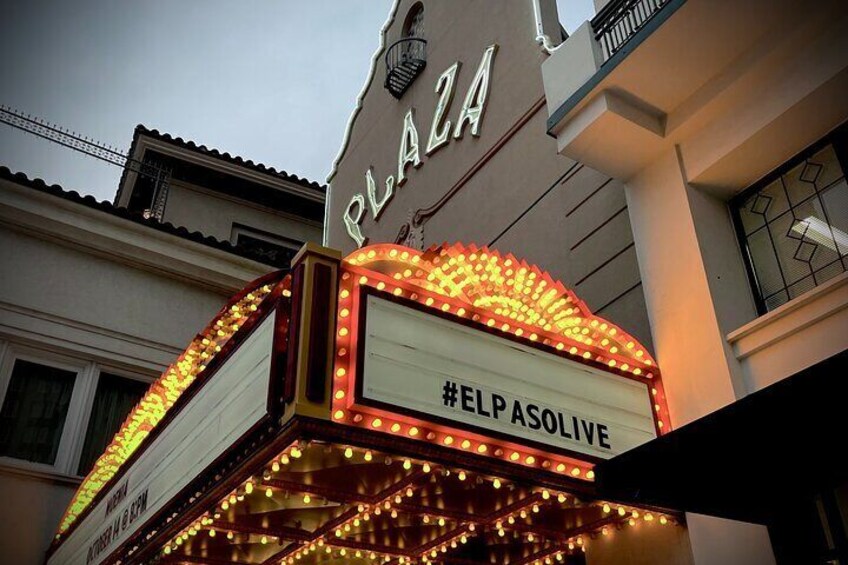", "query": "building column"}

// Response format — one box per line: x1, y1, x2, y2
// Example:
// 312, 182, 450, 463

624, 148, 776, 565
